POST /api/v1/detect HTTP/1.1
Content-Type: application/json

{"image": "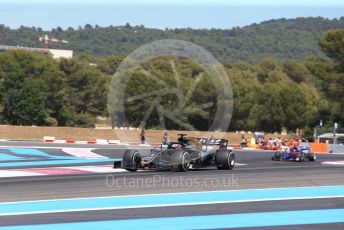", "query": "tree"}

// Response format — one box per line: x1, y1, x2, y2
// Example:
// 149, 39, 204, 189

97, 55, 124, 75
2, 76, 47, 125
62, 59, 108, 116
318, 29, 344, 66
316, 29, 344, 125
0, 51, 108, 127
282, 60, 310, 83
2, 17, 344, 63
